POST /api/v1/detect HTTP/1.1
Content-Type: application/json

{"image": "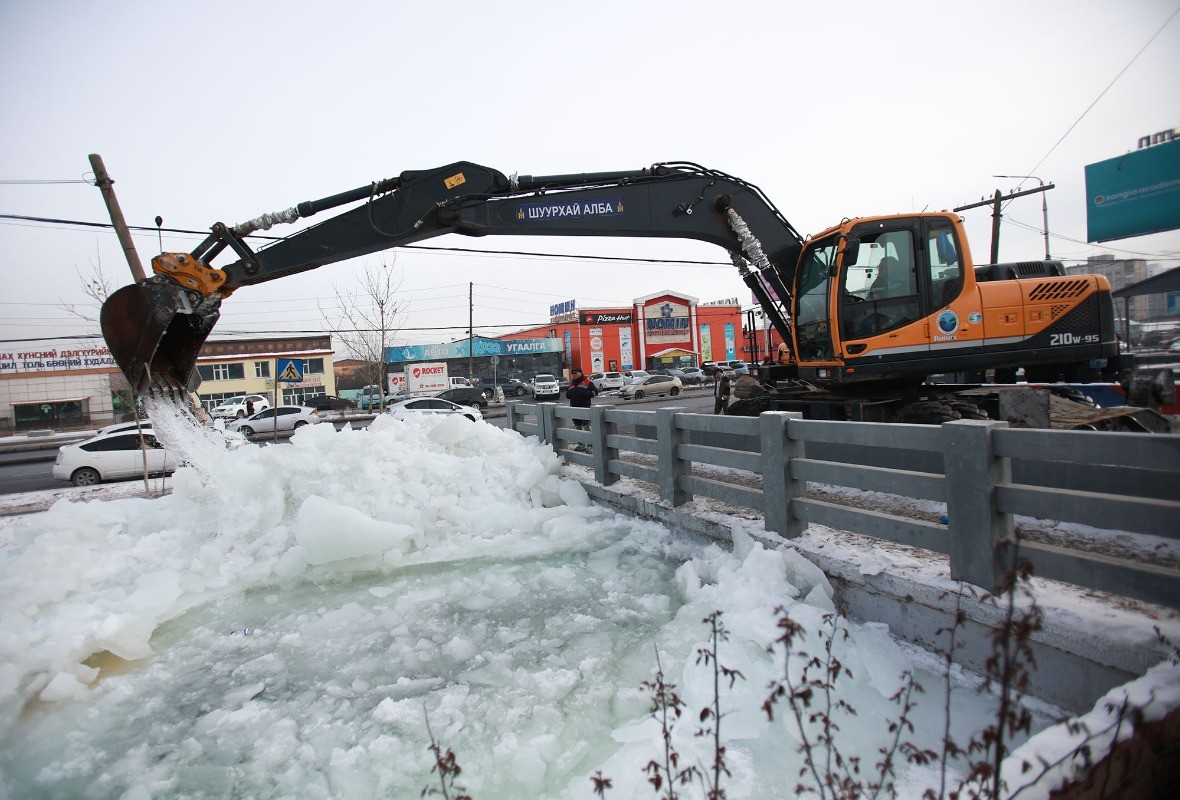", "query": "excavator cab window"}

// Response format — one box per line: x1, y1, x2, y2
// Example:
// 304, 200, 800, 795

926, 221, 964, 308
795, 237, 839, 360
839, 227, 922, 341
